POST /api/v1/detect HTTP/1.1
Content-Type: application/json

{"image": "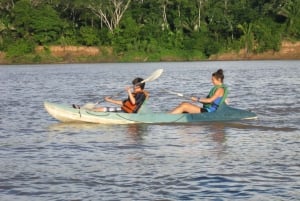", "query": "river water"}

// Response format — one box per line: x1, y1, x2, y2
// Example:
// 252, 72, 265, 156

0, 61, 299, 200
